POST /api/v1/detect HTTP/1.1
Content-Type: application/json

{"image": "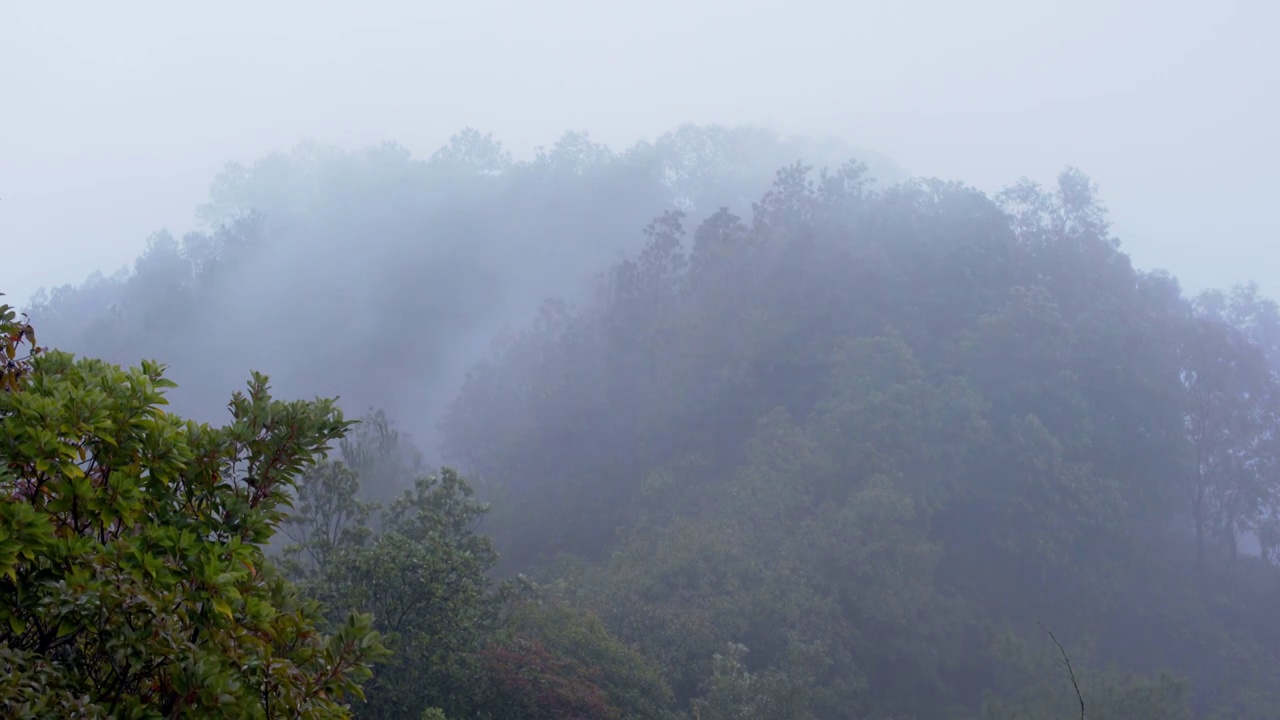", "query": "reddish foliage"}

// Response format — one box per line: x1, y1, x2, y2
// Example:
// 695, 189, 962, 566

476, 637, 622, 720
